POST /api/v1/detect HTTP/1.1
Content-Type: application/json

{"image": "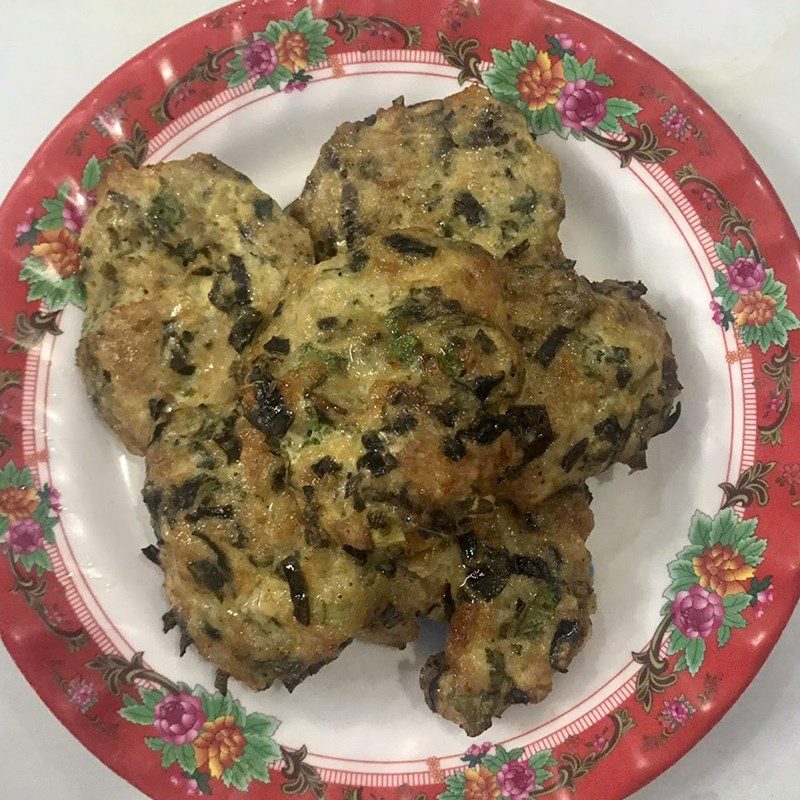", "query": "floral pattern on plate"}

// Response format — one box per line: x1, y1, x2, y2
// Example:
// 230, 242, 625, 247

0, 462, 58, 575
0, 2, 799, 799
